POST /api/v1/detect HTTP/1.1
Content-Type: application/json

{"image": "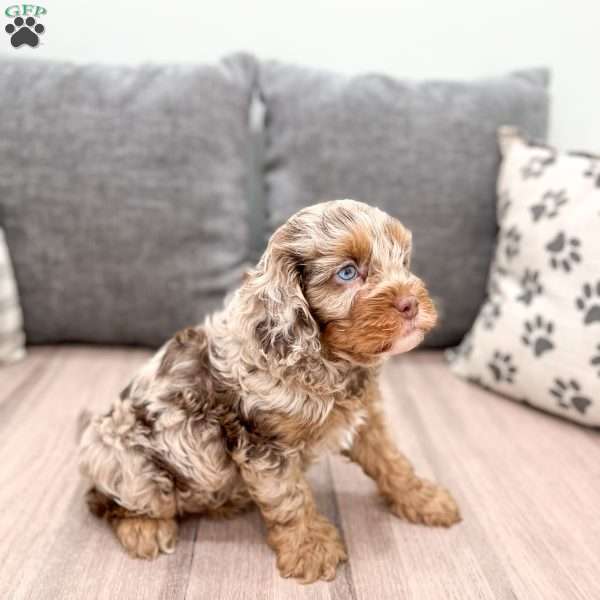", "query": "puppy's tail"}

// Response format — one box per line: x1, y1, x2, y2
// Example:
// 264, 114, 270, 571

76, 409, 93, 444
